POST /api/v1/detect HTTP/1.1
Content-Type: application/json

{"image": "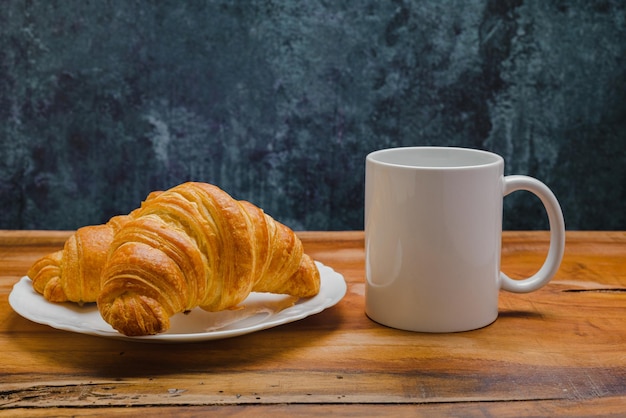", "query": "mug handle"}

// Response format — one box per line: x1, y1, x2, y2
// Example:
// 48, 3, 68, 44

500, 175, 566, 293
